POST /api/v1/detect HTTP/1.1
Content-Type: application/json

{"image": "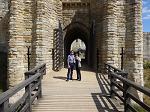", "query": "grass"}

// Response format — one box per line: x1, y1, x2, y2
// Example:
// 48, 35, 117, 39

144, 61, 150, 69
143, 68, 150, 106
131, 61, 150, 112
133, 104, 146, 112
129, 68, 150, 112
